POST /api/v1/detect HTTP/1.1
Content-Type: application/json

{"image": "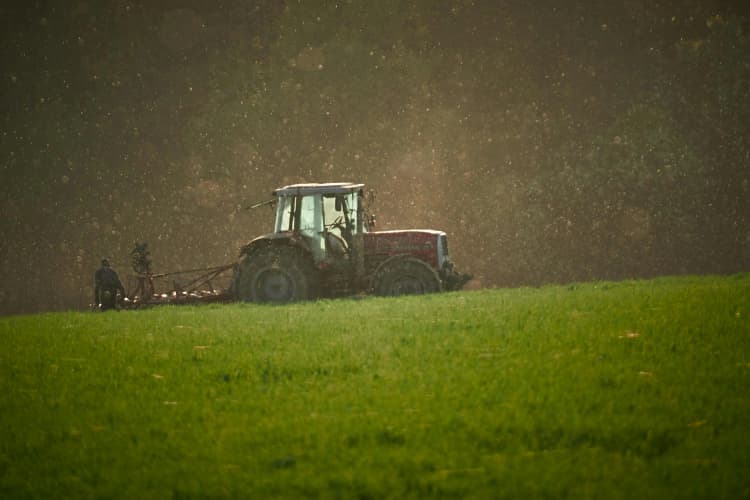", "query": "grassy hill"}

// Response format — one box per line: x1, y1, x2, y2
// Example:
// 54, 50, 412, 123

1, 274, 749, 498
